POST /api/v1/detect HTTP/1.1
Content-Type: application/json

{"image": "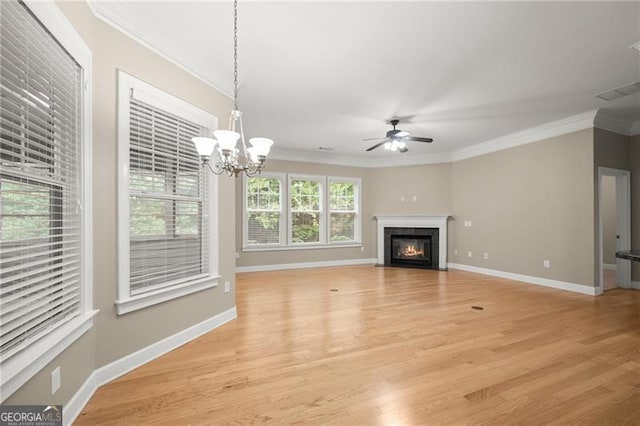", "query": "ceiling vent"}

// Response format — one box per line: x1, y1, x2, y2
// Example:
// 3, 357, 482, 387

596, 82, 640, 101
